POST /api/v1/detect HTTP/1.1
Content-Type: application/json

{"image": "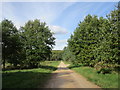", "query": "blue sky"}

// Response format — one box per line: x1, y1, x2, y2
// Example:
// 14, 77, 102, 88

1, 1, 118, 50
